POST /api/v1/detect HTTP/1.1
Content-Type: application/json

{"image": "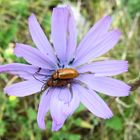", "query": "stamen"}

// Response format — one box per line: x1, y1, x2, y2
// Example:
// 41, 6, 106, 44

57, 63, 61, 67
56, 55, 60, 63
62, 65, 65, 68
68, 58, 75, 65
